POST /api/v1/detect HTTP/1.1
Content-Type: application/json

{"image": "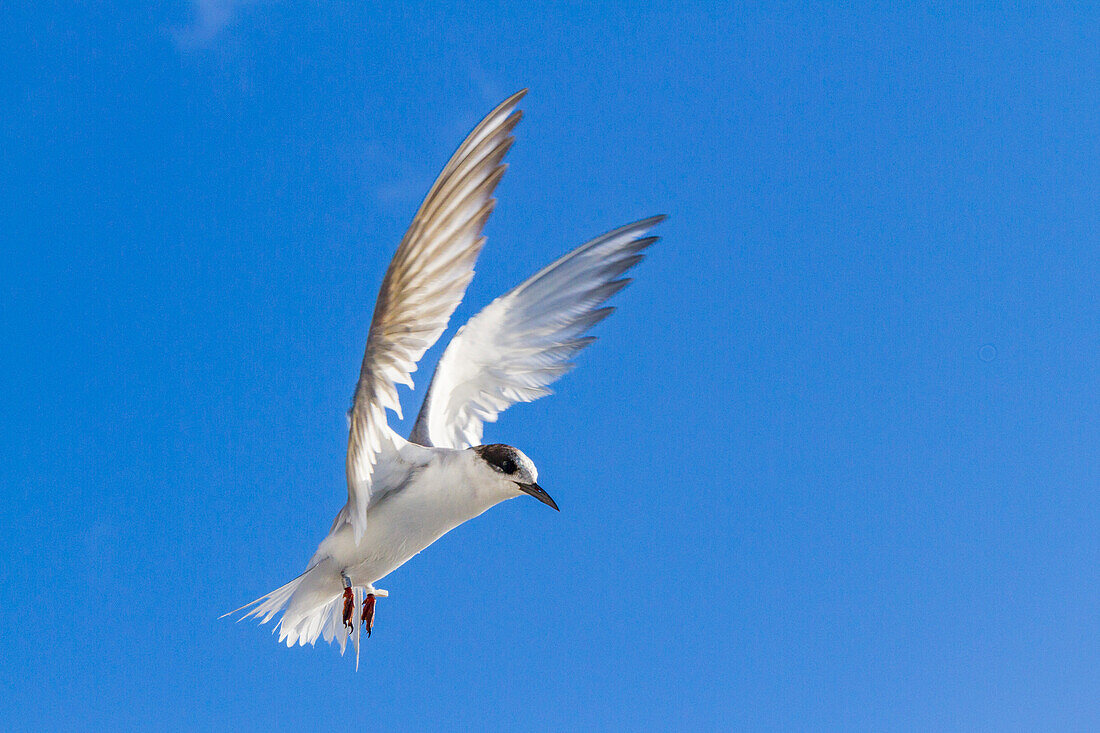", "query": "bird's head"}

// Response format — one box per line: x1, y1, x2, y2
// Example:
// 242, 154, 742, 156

472, 444, 558, 511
